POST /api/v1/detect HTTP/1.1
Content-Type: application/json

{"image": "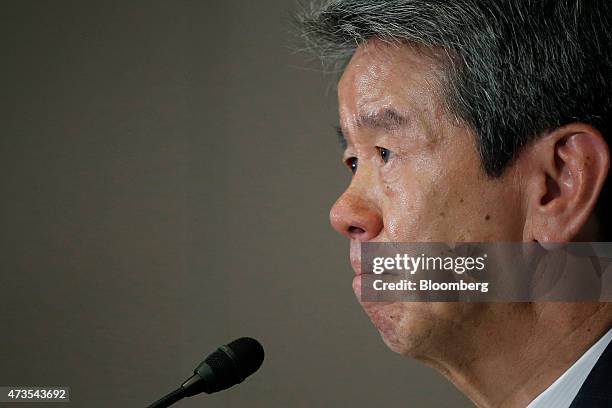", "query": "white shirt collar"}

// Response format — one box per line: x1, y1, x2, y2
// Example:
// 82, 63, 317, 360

527, 328, 612, 408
